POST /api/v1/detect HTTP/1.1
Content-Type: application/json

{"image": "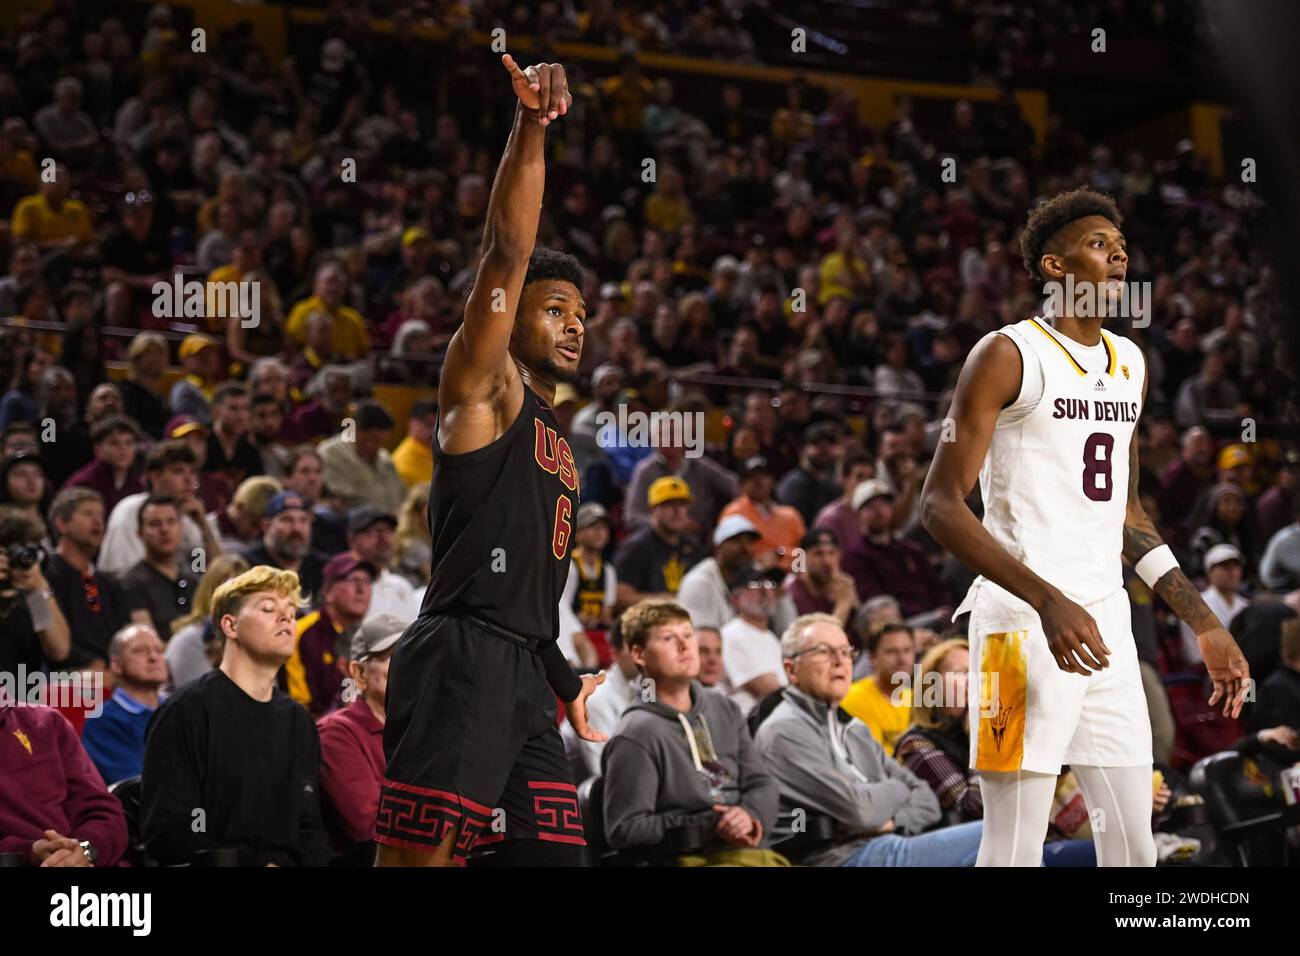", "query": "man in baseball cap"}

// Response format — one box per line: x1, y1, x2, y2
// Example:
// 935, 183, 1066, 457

245, 489, 329, 598
674, 513, 767, 634
843, 477, 949, 622
611, 476, 704, 606
1179, 543, 1249, 668
788, 526, 859, 625
317, 399, 408, 514
285, 552, 377, 717
723, 563, 789, 716
317, 611, 407, 861
170, 333, 222, 424
571, 503, 616, 633
346, 505, 422, 620
720, 456, 806, 572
